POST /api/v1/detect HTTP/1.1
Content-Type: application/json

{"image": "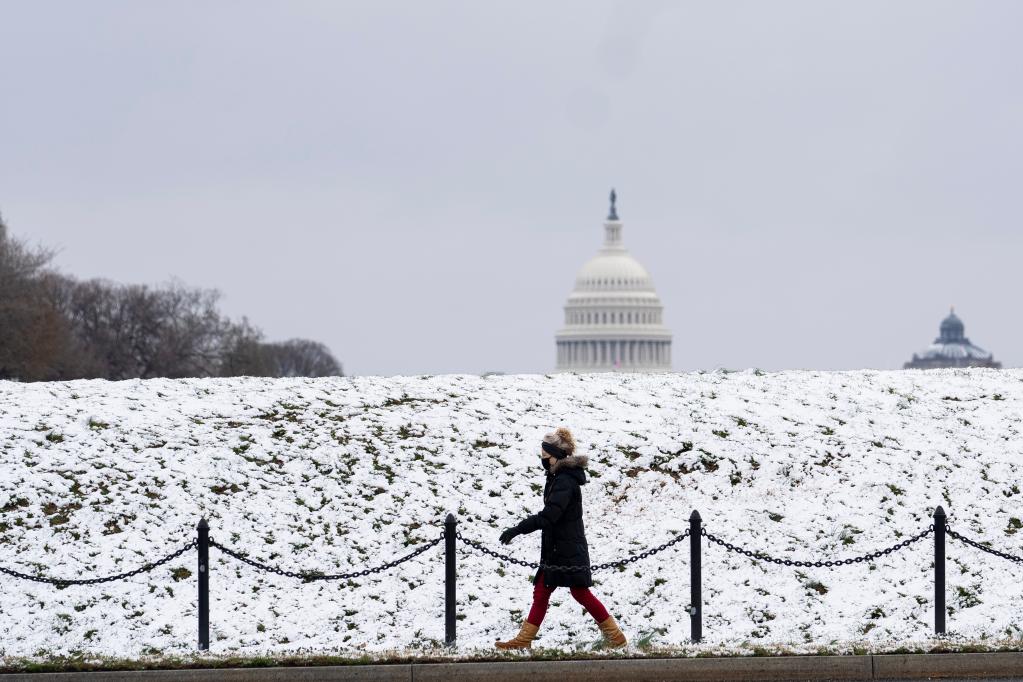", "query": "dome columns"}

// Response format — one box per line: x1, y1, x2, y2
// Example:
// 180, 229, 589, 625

555, 336, 671, 372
